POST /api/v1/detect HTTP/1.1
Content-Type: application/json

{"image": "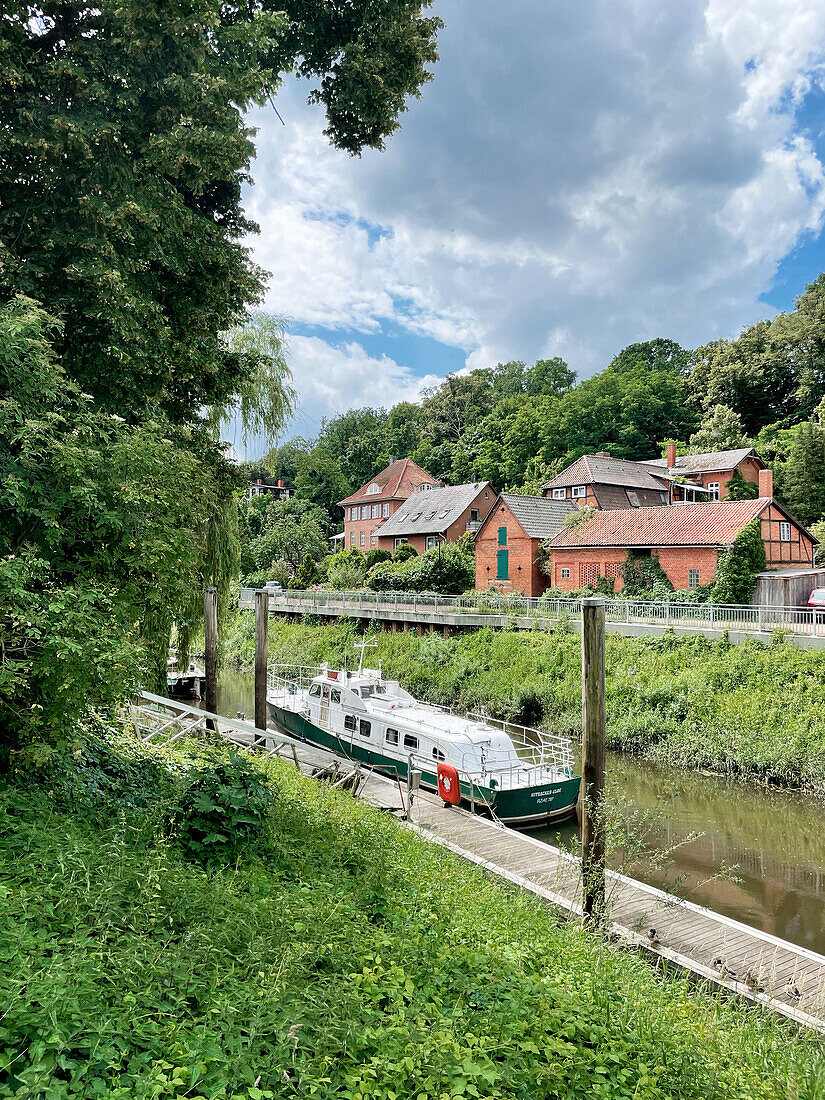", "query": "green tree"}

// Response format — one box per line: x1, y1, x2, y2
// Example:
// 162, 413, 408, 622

781, 421, 825, 525
688, 405, 748, 453
725, 468, 759, 500
250, 499, 328, 572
